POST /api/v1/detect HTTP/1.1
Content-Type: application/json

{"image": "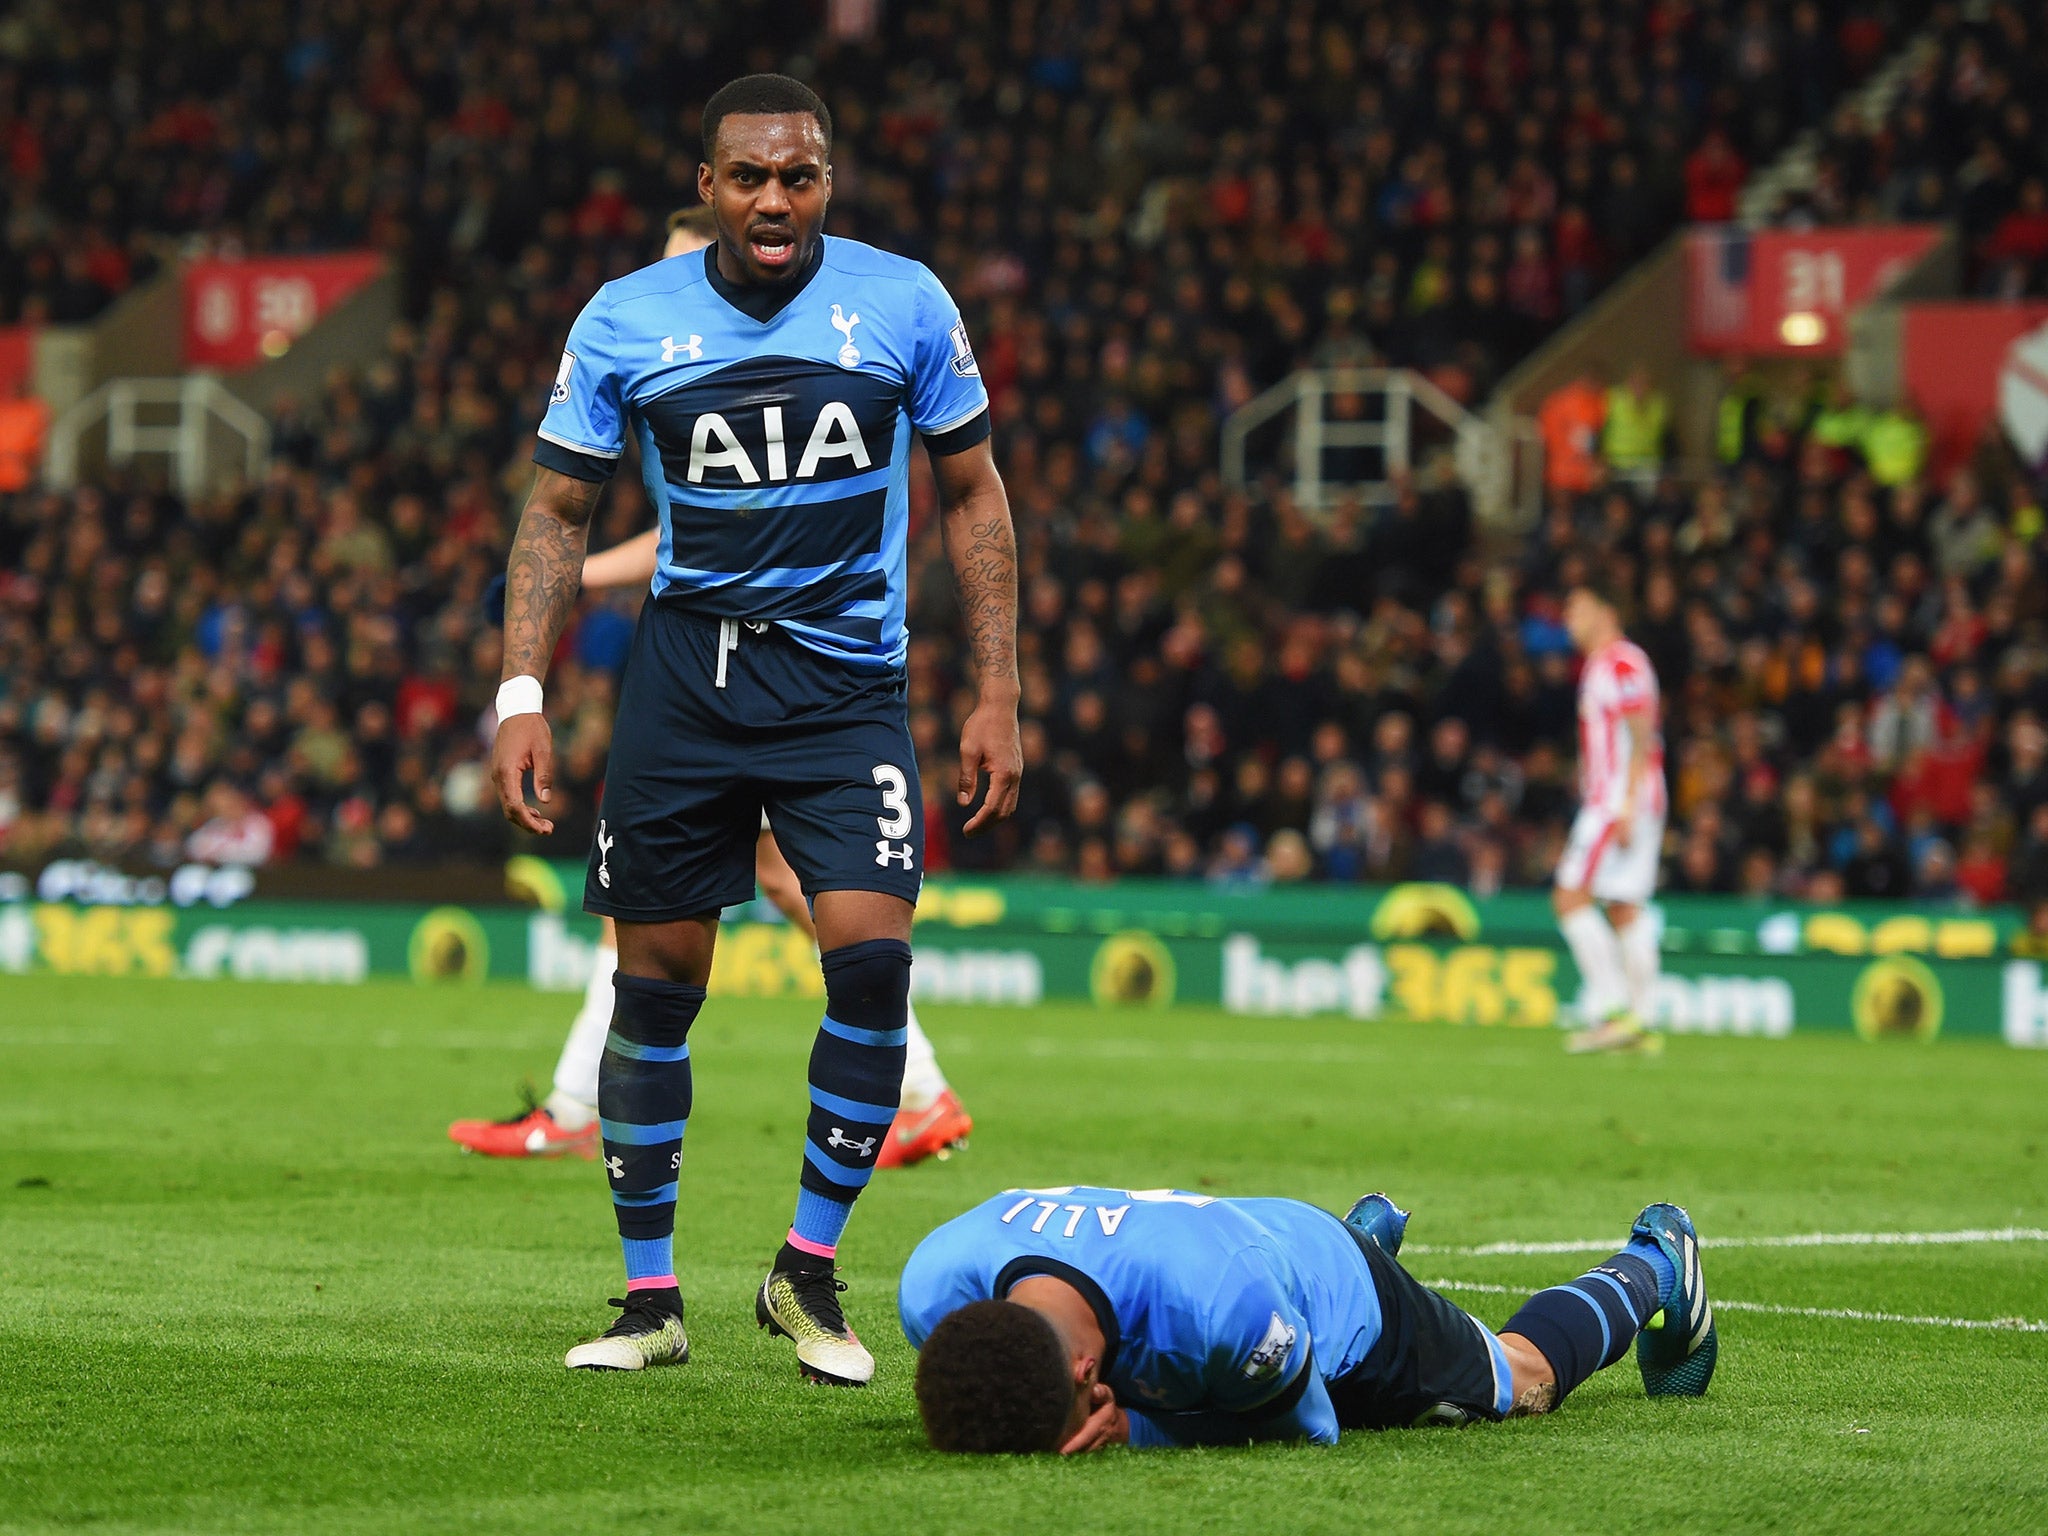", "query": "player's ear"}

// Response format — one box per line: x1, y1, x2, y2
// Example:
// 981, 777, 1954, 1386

697, 160, 715, 206
1074, 1353, 1098, 1388
1061, 1379, 1096, 1446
